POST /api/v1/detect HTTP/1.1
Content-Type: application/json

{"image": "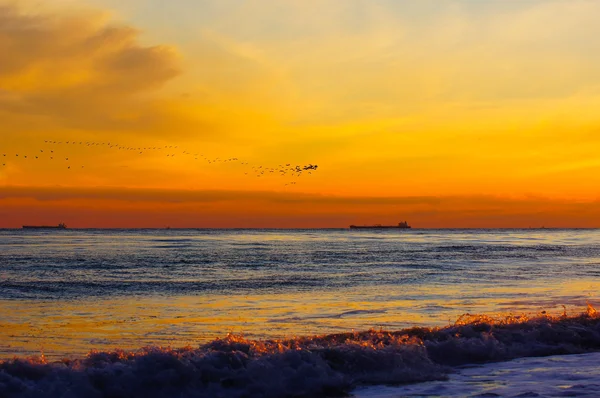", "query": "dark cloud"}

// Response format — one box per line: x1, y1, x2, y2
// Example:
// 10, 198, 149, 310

0, 185, 439, 205
0, 186, 599, 228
